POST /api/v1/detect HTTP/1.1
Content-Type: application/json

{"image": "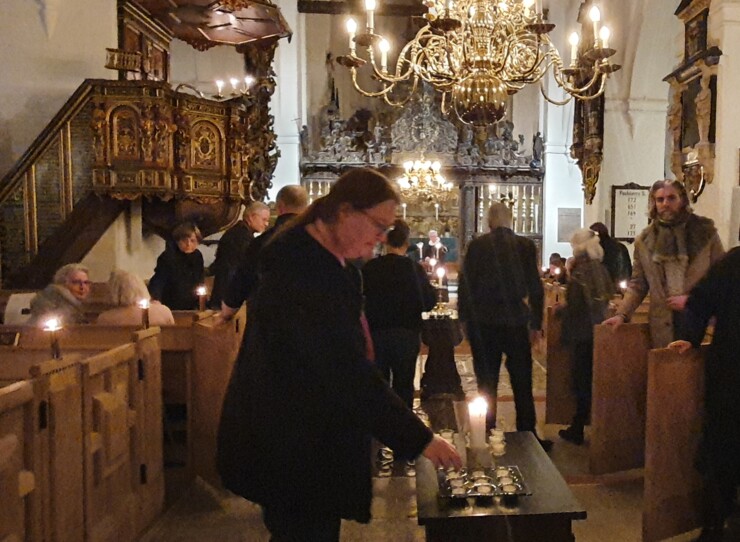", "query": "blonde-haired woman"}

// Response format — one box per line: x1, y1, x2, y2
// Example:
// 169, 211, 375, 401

556, 228, 614, 445
28, 263, 92, 326
96, 270, 174, 326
